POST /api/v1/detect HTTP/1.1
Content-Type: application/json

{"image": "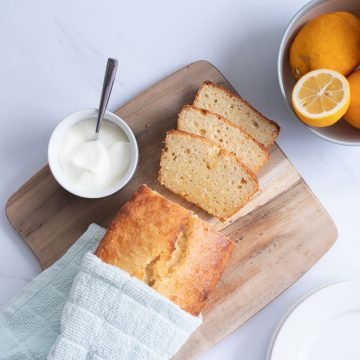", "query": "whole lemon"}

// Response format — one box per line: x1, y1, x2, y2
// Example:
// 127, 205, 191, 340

335, 11, 360, 35
344, 70, 360, 129
290, 12, 360, 79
